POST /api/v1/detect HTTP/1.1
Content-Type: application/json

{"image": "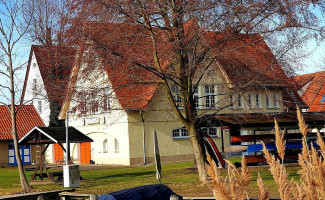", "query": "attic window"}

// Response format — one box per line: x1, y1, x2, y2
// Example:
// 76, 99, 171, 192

320, 95, 325, 103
